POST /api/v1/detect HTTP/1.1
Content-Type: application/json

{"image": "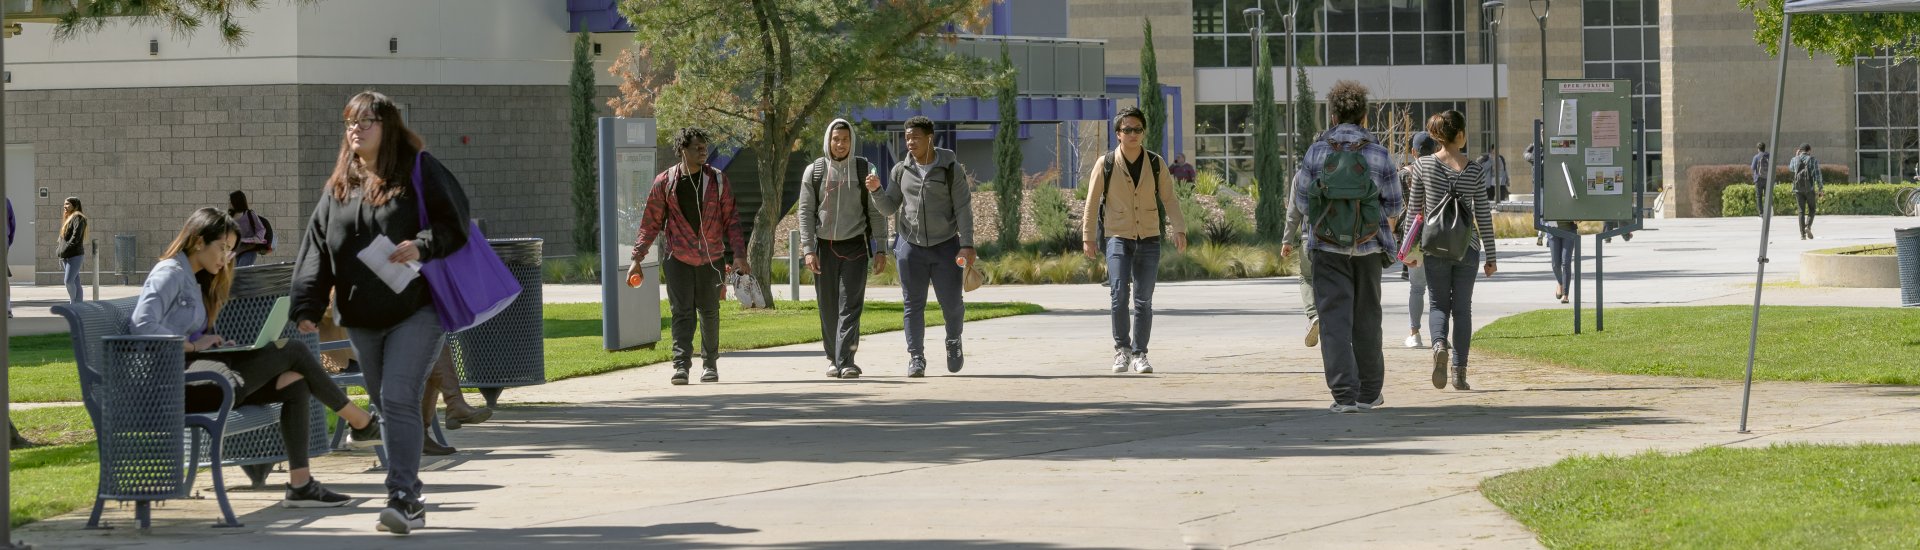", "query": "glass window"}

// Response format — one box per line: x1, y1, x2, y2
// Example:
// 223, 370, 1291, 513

1643, 101, 1660, 130
1892, 59, 1918, 91
1226, 0, 1256, 33
1859, 93, 1888, 128
1194, 0, 1226, 34
1643, 27, 1658, 59
1861, 129, 1888, 150
1585, 63, 1612, 79
1585, 29, 1611, 61
1358, 0, 1391, 32
1425, 33, 1455, 65
1892, 93, 1917, 127
1197, 158, 1229, 181
1614, 0, 1643, 26
1391, 2, 1421, 32
1226, 104, 1252, 134
1614, 28, 1641, 60
1894, 128, 1919, 150
1424, 0, 1456, 31
1858, 62, 1888, 93
1227, 36, 1254, 67
1294, 35, 1325, 66
1643, 62, 1661, 95
1393, 34, 1423, 65
1859, 152, 1888, 182
1328, 34, 1358, 65
1584, 0, 1611, 26
1359, 35, 1392, 65
1197, 104, 1227, 135
1326, 0, 1356, 32
1615, 62, 1642, 90
1231, 136, 1253, 155
1199, 136, 1228, 156
1455, 33, 1465, 62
